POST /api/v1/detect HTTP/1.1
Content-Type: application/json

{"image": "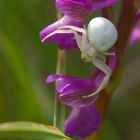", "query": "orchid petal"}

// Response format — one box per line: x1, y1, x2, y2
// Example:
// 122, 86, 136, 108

65, 106, 100, 139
